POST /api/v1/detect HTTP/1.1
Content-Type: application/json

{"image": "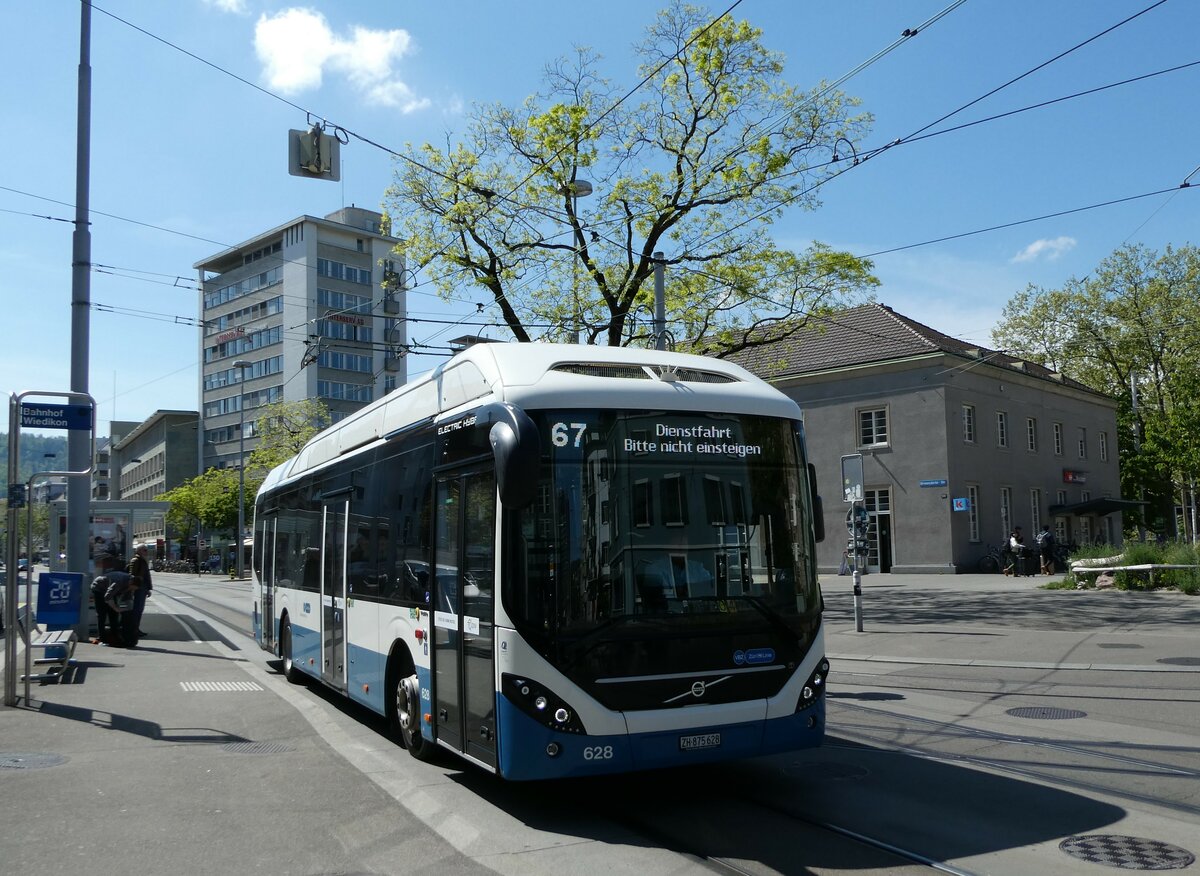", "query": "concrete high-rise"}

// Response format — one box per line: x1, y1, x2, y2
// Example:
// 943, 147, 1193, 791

194, 207, 405, 473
